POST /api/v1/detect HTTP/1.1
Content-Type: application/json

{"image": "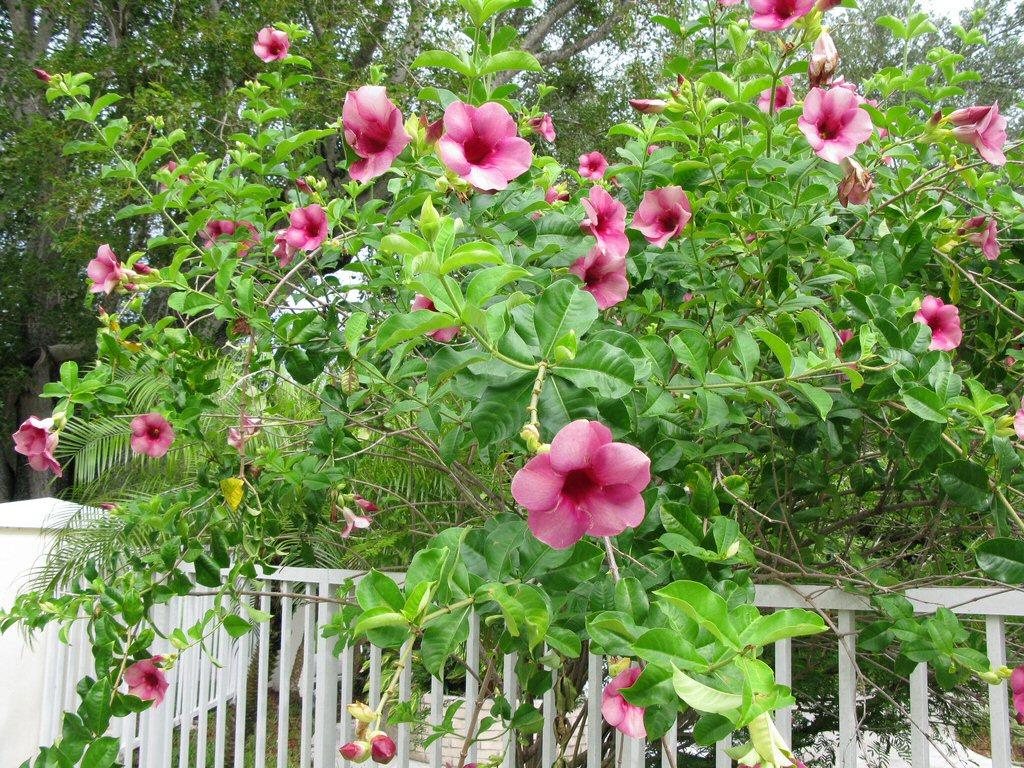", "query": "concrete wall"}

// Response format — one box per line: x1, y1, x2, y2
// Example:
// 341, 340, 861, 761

0, 498, 67, 767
